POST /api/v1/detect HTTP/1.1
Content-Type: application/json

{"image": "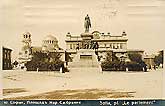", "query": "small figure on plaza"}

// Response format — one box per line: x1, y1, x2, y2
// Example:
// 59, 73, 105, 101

84, 14, 91, 32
